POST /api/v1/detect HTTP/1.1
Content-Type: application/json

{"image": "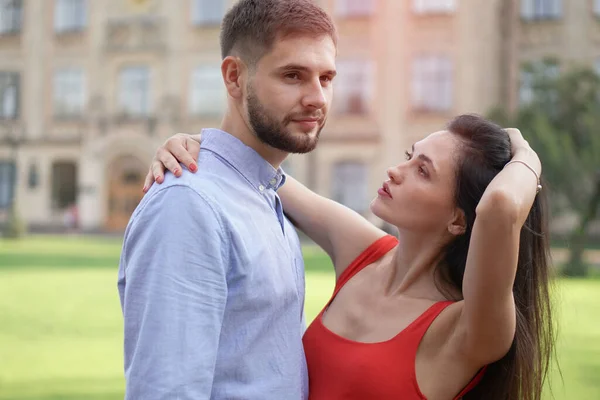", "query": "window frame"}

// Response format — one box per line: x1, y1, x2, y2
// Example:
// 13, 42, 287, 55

54, 0, 88, 33
0, 0, 23, 35
118, 66, 151, 118
411, 55, 454, 113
